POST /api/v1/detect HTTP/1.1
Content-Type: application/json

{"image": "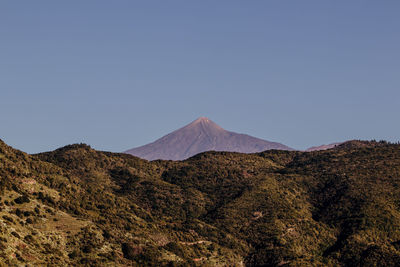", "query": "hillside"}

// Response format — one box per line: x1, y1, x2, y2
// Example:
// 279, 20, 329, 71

125, 117, 292, 160
0, 139, 400, 266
